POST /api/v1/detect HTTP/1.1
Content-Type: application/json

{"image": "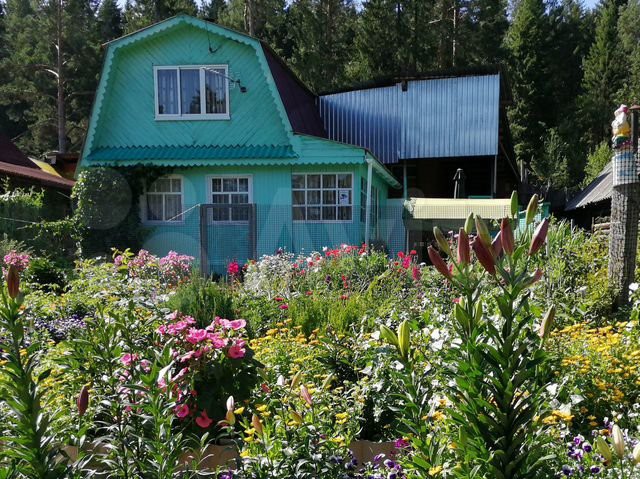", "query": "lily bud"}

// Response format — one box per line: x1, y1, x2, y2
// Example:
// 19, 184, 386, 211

529, 218, 550, 256
596, 436, 612, 464
500, 218, 515, 255
632, 443, 640, 464
491, 231, 502, 258
428, 246, 452, 280
276, 375, 286, 387
225, 409, 236, 426
433, 227, 451, 256
251, 414, 263, 436
612, 425, 625, 459
379, 324, 399, 347
474, 215, 491, 247
523, 268, 544, 288
321, 373, 334, 390
290, 410, 303, 425
77, 385, 89, 417
290, 371, 302, 390
6, 265, 19, 299
457, 228, 470, 266
300, 385, 313, 406
525, 194, 539, 225
464, 213, 475, 235
397, 320, 410, 360
510, 191, 519, 217
538, 305, 555, 340
471, 238, 496, 276
226, 395, 235, 412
